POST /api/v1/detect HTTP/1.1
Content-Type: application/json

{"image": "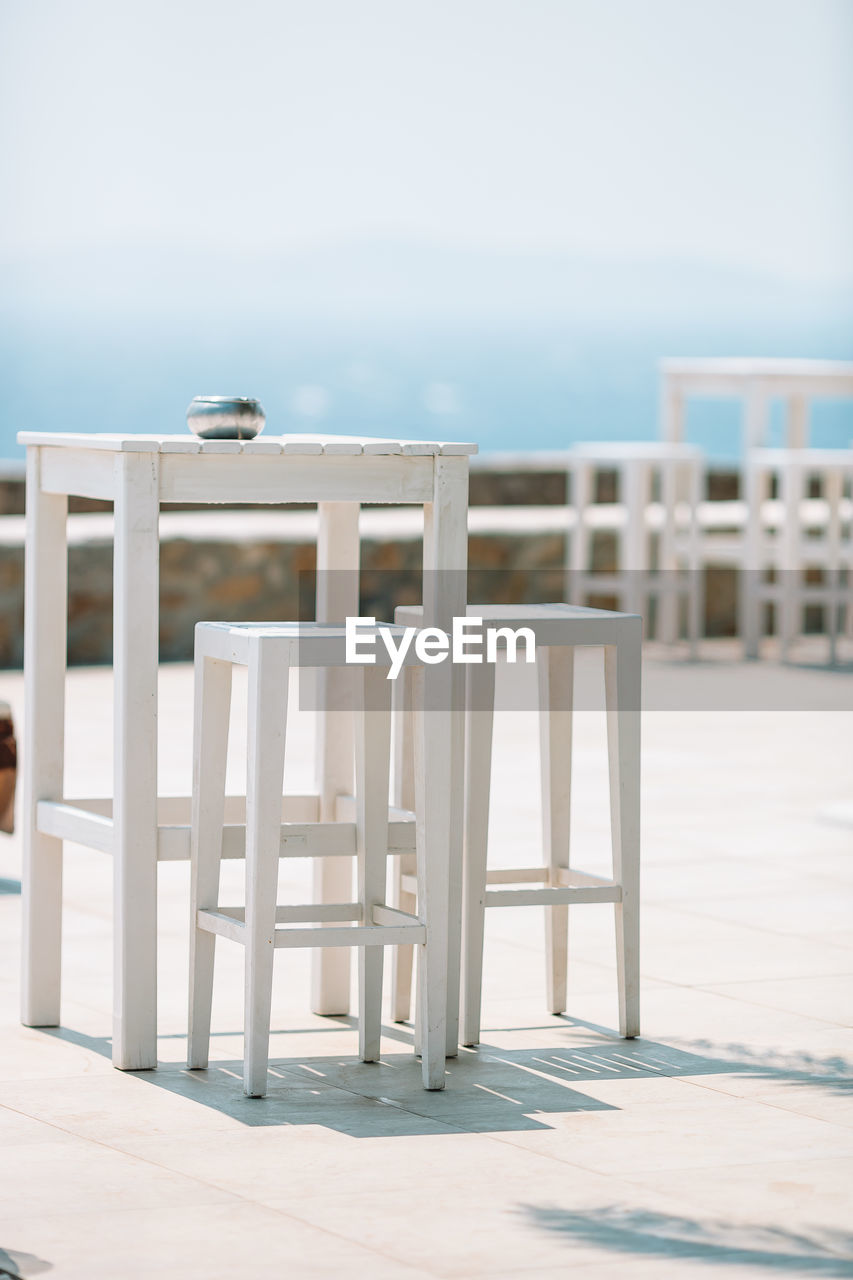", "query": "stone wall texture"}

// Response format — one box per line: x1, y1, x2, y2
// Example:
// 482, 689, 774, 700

0, 524, 739, 669
0, 461, 744, 668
